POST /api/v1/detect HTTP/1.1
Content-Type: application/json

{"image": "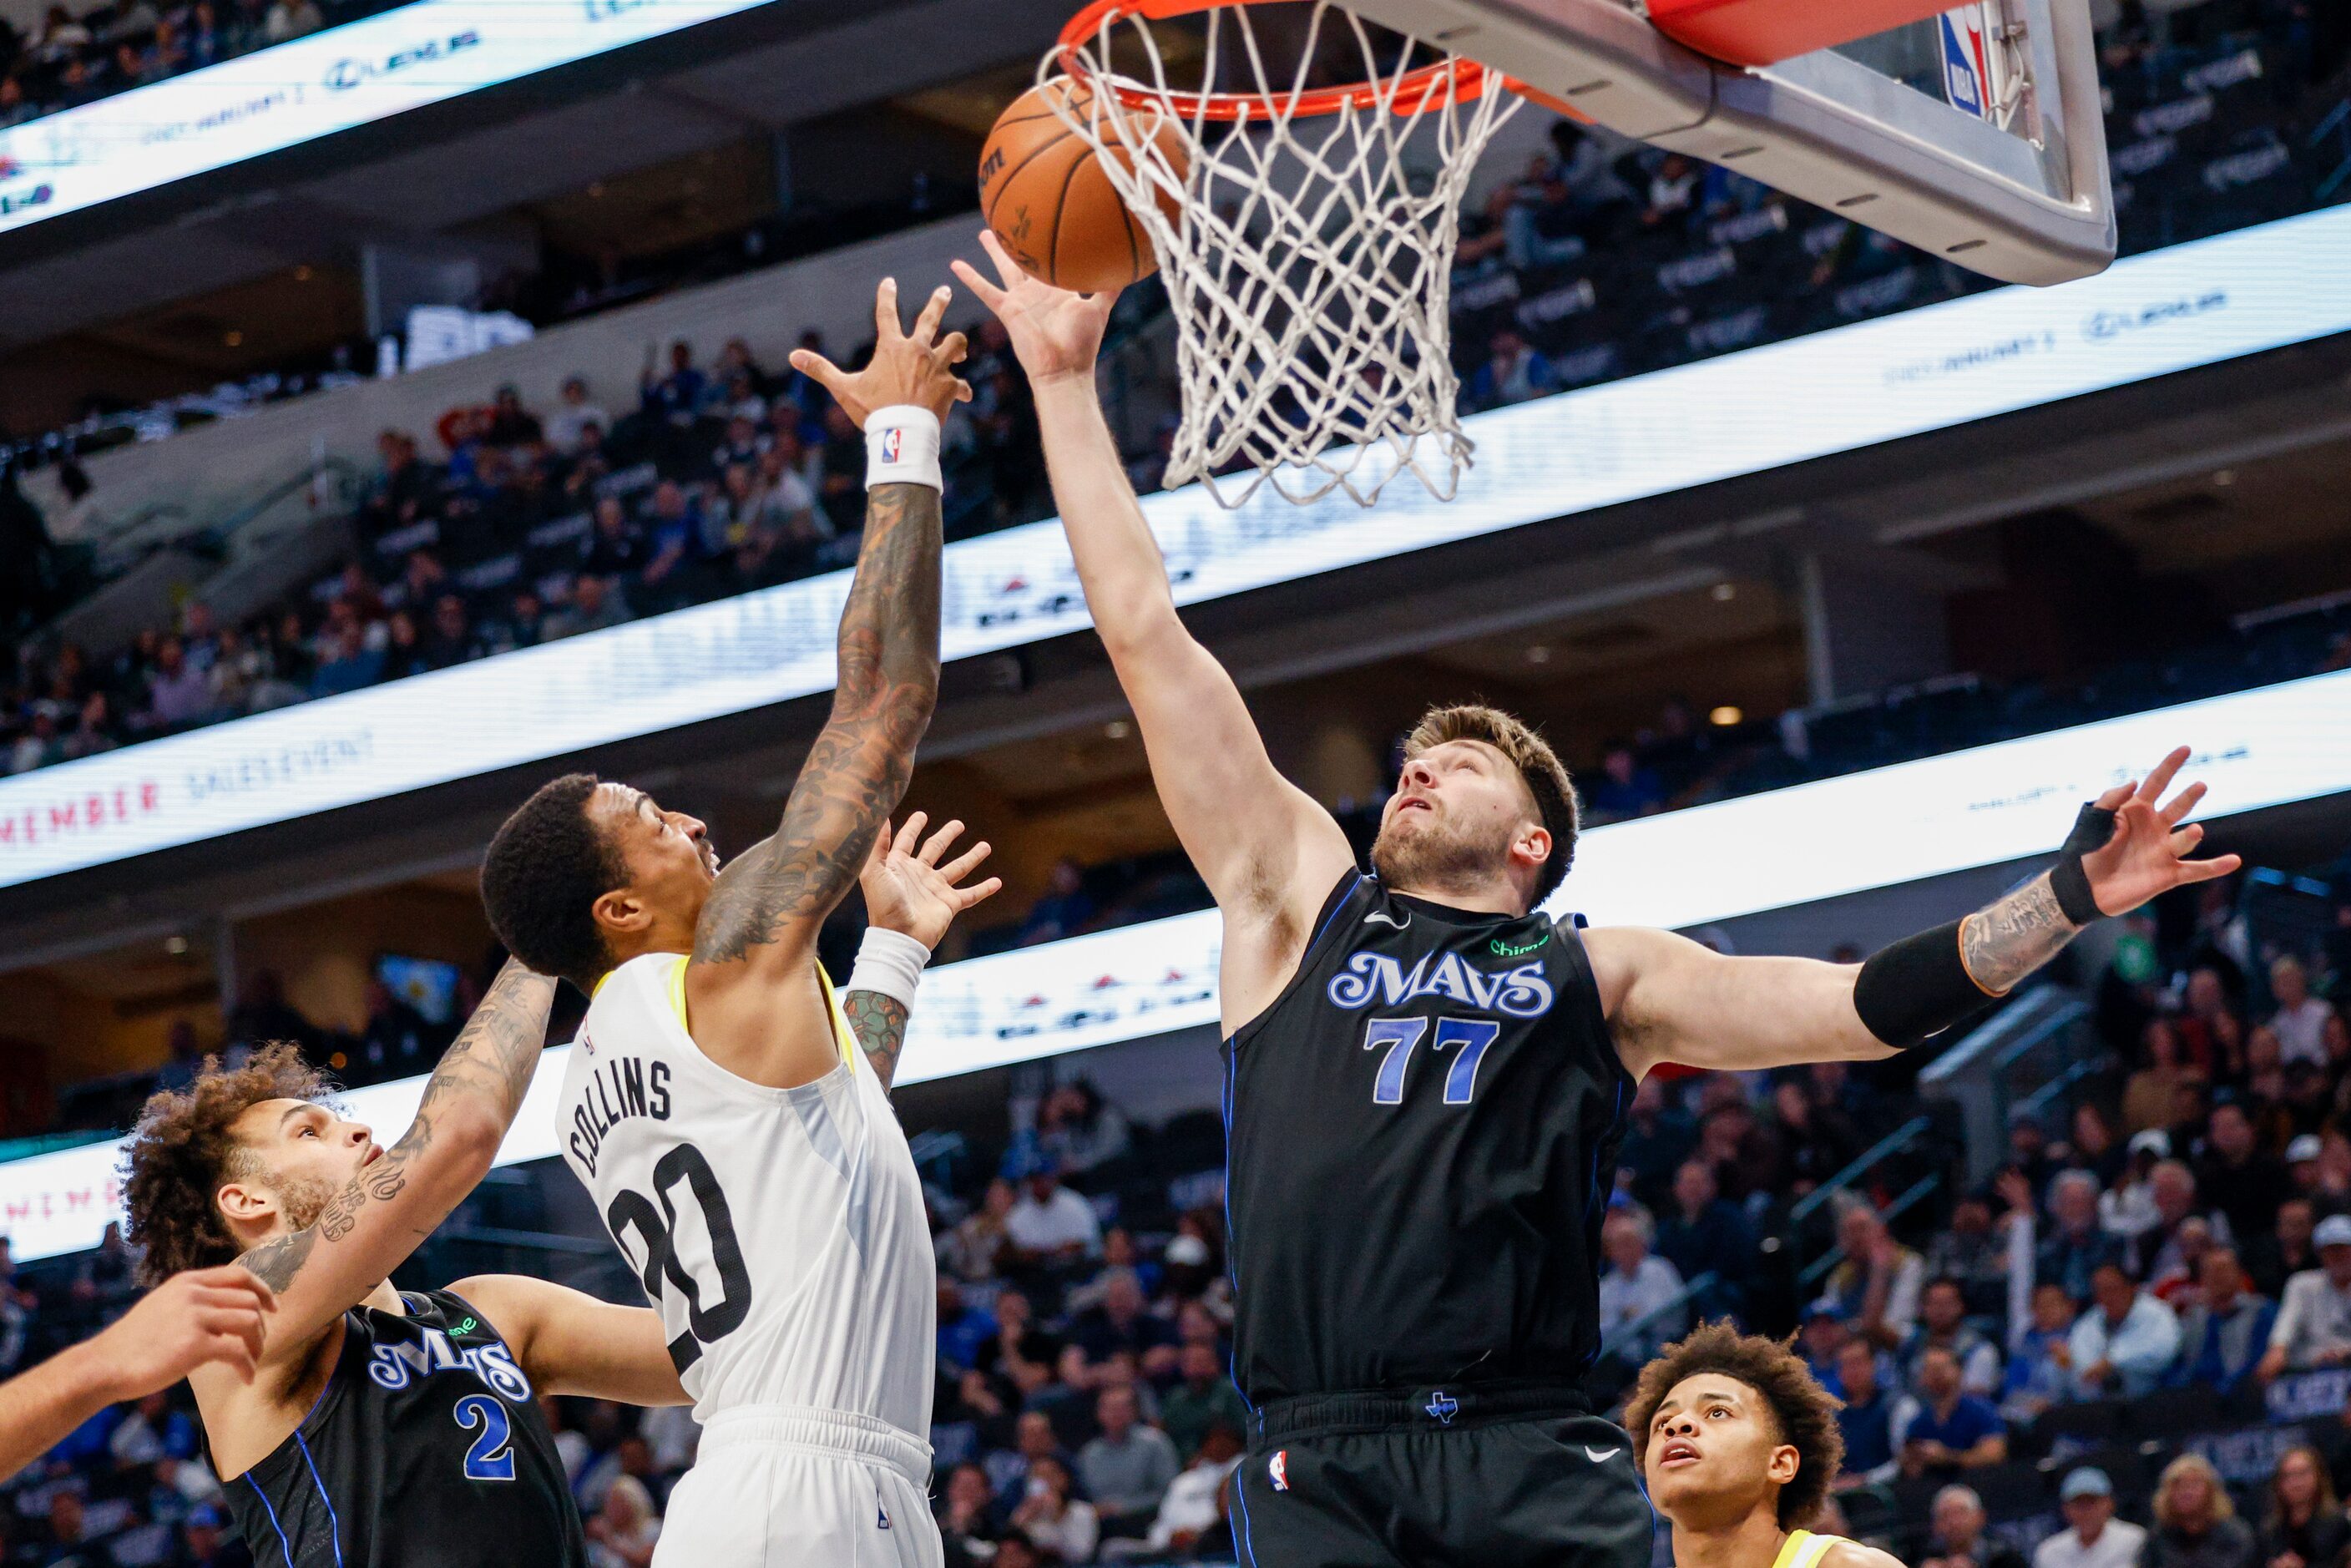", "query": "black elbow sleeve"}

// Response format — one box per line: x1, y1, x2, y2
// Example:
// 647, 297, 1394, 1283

1852, 918, 1995, 1049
